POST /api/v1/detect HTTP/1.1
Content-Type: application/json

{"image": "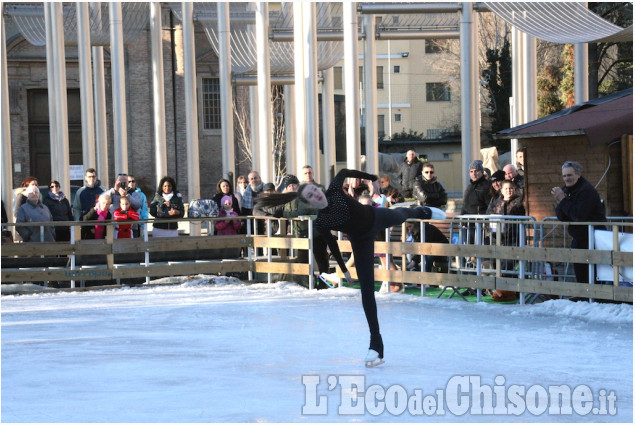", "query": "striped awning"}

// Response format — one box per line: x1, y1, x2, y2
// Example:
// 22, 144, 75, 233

484, 2, 632, 43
